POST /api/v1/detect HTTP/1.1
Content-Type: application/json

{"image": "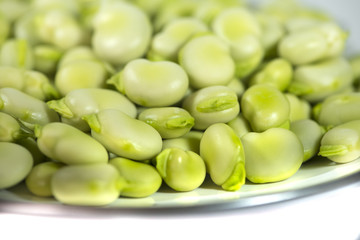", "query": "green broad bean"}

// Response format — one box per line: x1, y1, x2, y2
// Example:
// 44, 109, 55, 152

108, 59, 189, 107
200, 123, 246, 191
55, 59, 110, 96
211, 8, 264, 78
242, 128, 303, 183
314, 92, 360, 128
84, 109, 162, 161
178, 34, 235, 89
110, 157, 162, 198
226, 113, 252, 138
0, 66, 59, 101
25, 161, 64, 197
34, 9, 86, 50
0, 142, 33, 189
14, 11, 40, 46
162, 131, 203, 154
279, 22, 347, 65
47, 88, 137, 132
285, 93, 311, 122
148, 17, 208, 61
288, 57, 353, 103
35, 122, 109, 165
241, 84, 290, 132
228, 34, 264, 79
33, 45, 63, 75
212, 7, 262, 41
0, 38, 34, 69
57, 46, 98, 69
319, 120, 360, 163
0, 112, 30, 142
290, 119, 324, 162
0, 88, 59, 129
182, 85, 240, 130
138, 107, 194, 139
249, 58, 293, 92
153, 147, 206, 191
92, 1, 152, 66
51, 163, 123, 206
16, 137, 47, 166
